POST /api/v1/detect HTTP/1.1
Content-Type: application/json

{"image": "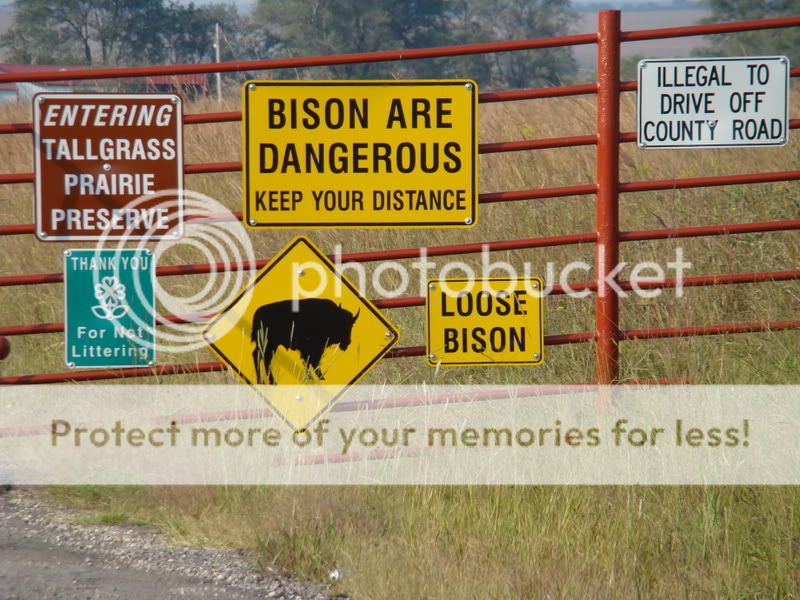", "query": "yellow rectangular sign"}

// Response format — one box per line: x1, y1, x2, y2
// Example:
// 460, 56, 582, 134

426, 278, 544, 366
243, 80, 478, 228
